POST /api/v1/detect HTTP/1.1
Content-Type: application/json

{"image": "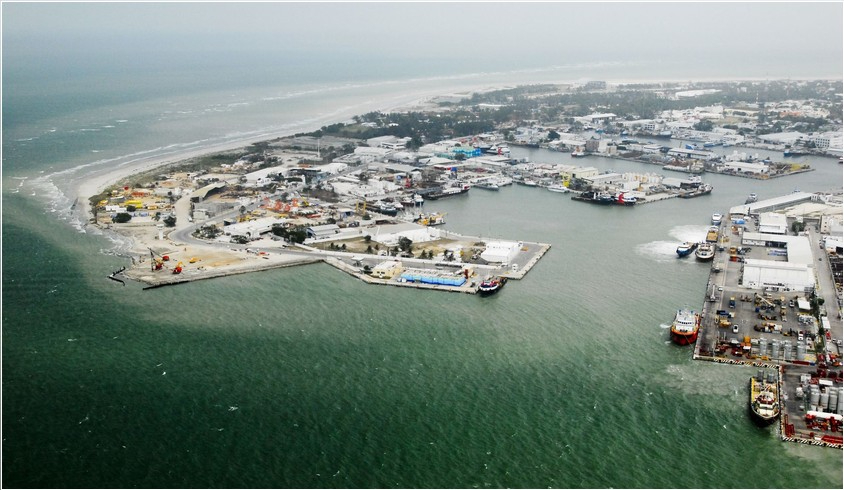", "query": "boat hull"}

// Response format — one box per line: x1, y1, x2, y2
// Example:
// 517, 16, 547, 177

670, 329, 699, 345
749, 405, 779, 427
